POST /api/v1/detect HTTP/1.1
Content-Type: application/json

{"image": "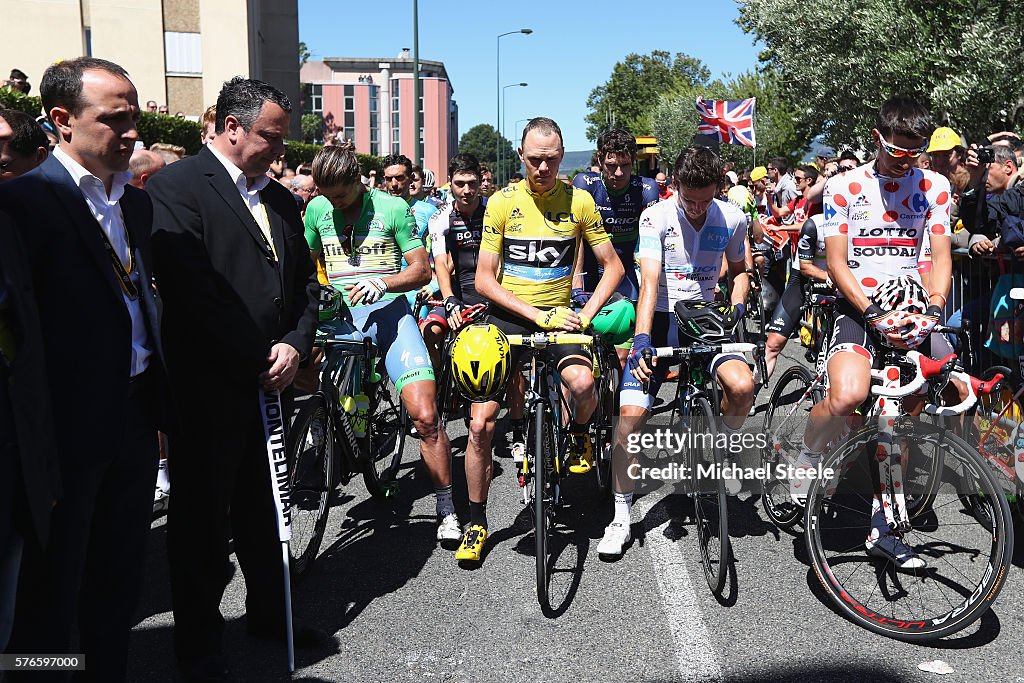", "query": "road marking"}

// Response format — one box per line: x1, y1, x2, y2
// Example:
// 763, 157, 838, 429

635, 491, 724, 683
